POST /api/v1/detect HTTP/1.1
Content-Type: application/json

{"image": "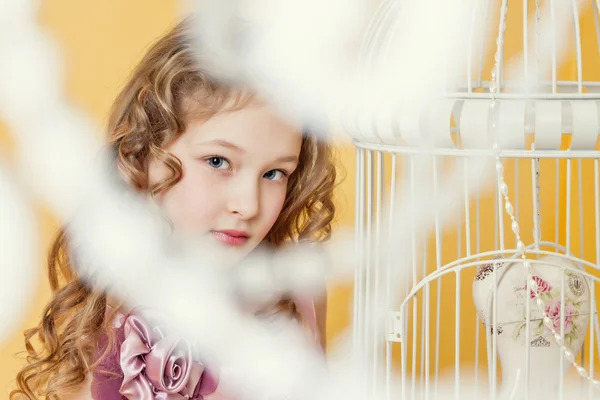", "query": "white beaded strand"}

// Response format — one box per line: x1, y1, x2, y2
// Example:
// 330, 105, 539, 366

489, 0, 600, 389
533, 155, 542, 247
